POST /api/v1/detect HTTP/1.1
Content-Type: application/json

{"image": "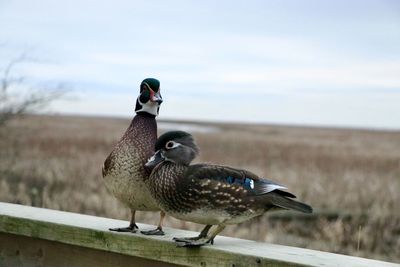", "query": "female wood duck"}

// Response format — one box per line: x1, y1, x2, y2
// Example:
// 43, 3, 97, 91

145, 130, 313, 246
102, 78, 166, 235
